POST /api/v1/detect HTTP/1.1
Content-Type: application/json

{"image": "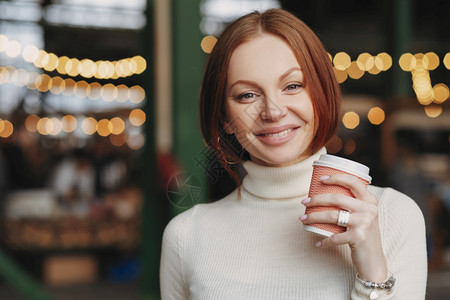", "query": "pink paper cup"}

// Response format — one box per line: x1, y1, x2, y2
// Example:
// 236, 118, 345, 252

304, 154, 371, 237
